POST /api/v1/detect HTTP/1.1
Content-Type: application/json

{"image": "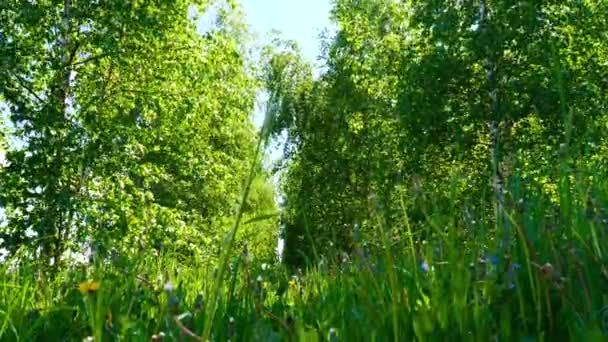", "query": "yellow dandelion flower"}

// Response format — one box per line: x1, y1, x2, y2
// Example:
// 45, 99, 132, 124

78, 280, 101, 295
